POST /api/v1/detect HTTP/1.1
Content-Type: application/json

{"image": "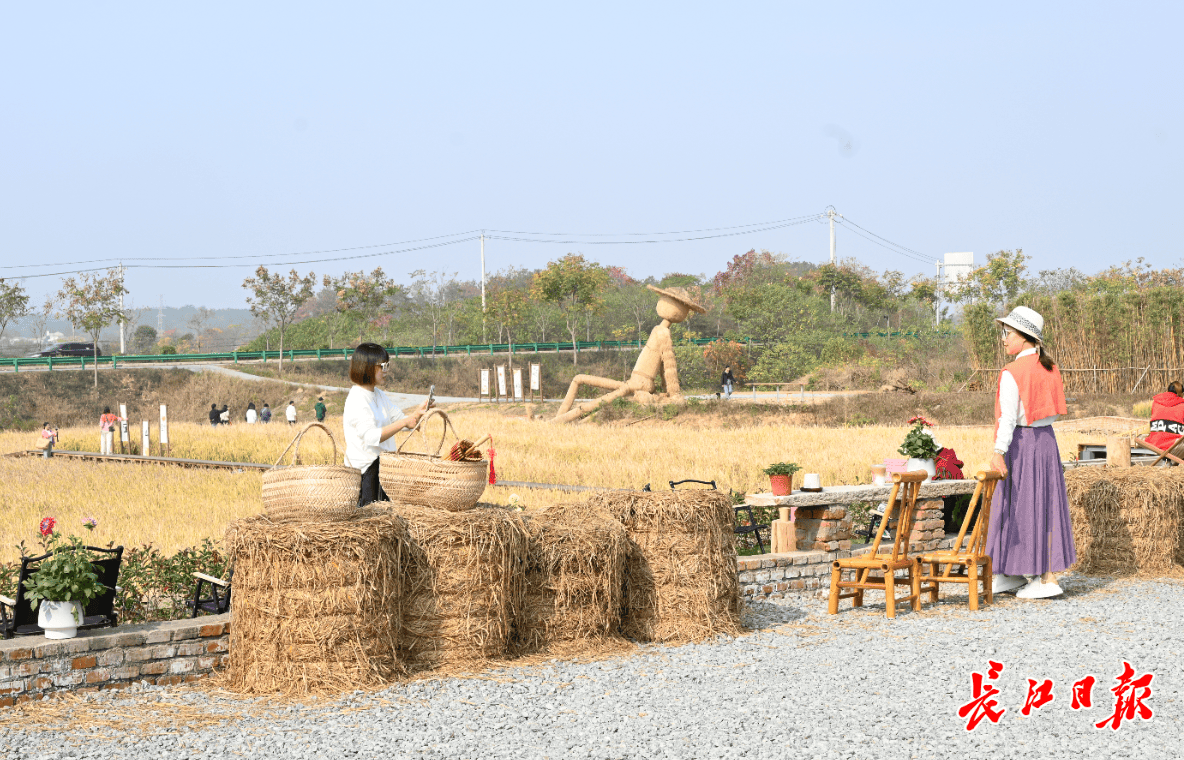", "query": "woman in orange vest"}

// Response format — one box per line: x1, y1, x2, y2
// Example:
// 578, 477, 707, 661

1145, 381, 1184, 451
987, 306, 1076, 599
